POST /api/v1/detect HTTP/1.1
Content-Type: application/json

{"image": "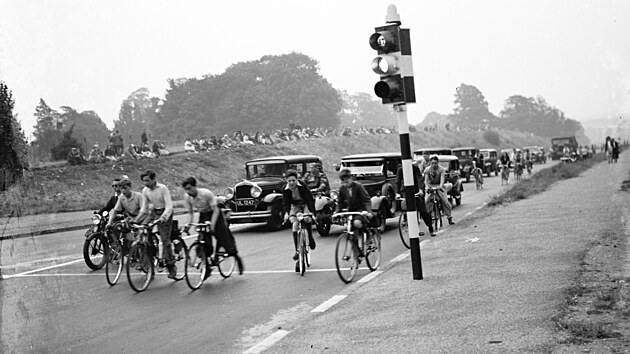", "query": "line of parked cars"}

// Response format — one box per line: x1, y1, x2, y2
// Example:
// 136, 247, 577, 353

215, 143, 546, 234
